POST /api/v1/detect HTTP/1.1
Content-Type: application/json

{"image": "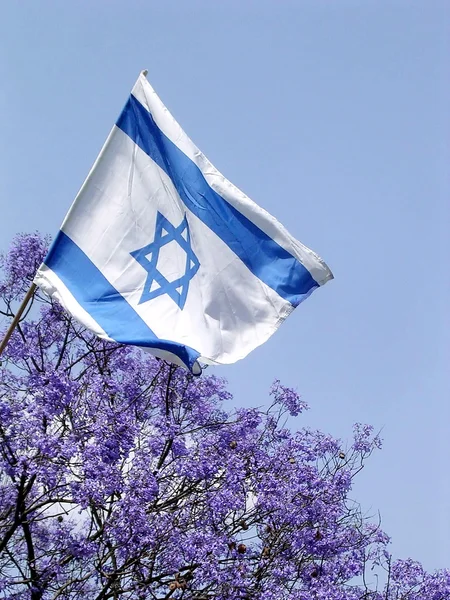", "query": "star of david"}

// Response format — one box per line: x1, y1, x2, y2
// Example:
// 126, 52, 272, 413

130, 212, 200, 309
